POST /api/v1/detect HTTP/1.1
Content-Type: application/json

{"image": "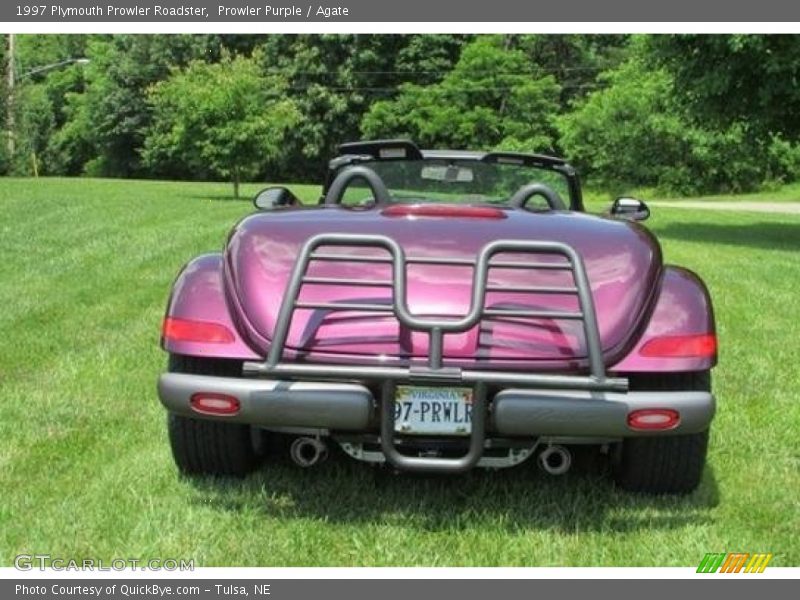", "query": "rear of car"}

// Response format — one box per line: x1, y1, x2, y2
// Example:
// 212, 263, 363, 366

157, 141, 717, 493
